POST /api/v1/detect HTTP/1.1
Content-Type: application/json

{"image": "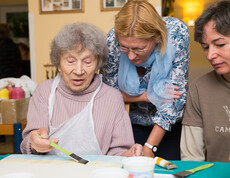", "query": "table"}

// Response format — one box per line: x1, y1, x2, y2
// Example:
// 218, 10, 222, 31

0, 154, 229, 178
